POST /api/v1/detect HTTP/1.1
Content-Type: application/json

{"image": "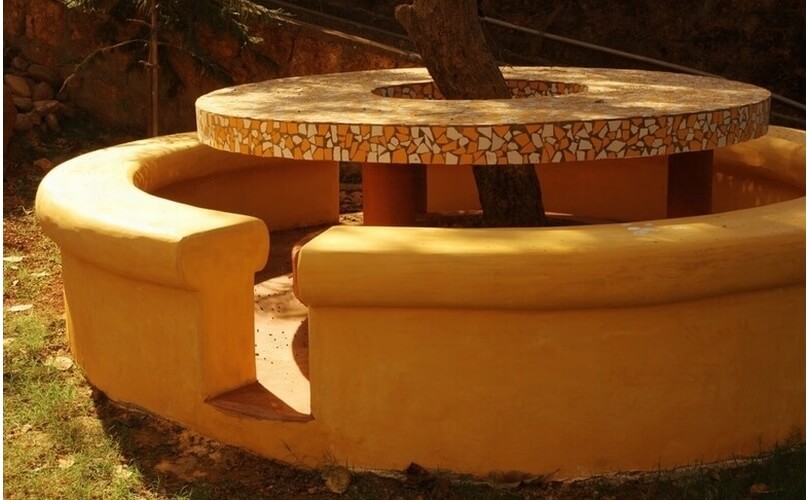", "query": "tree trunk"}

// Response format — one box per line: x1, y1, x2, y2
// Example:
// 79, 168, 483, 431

395, 0, 546, 227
